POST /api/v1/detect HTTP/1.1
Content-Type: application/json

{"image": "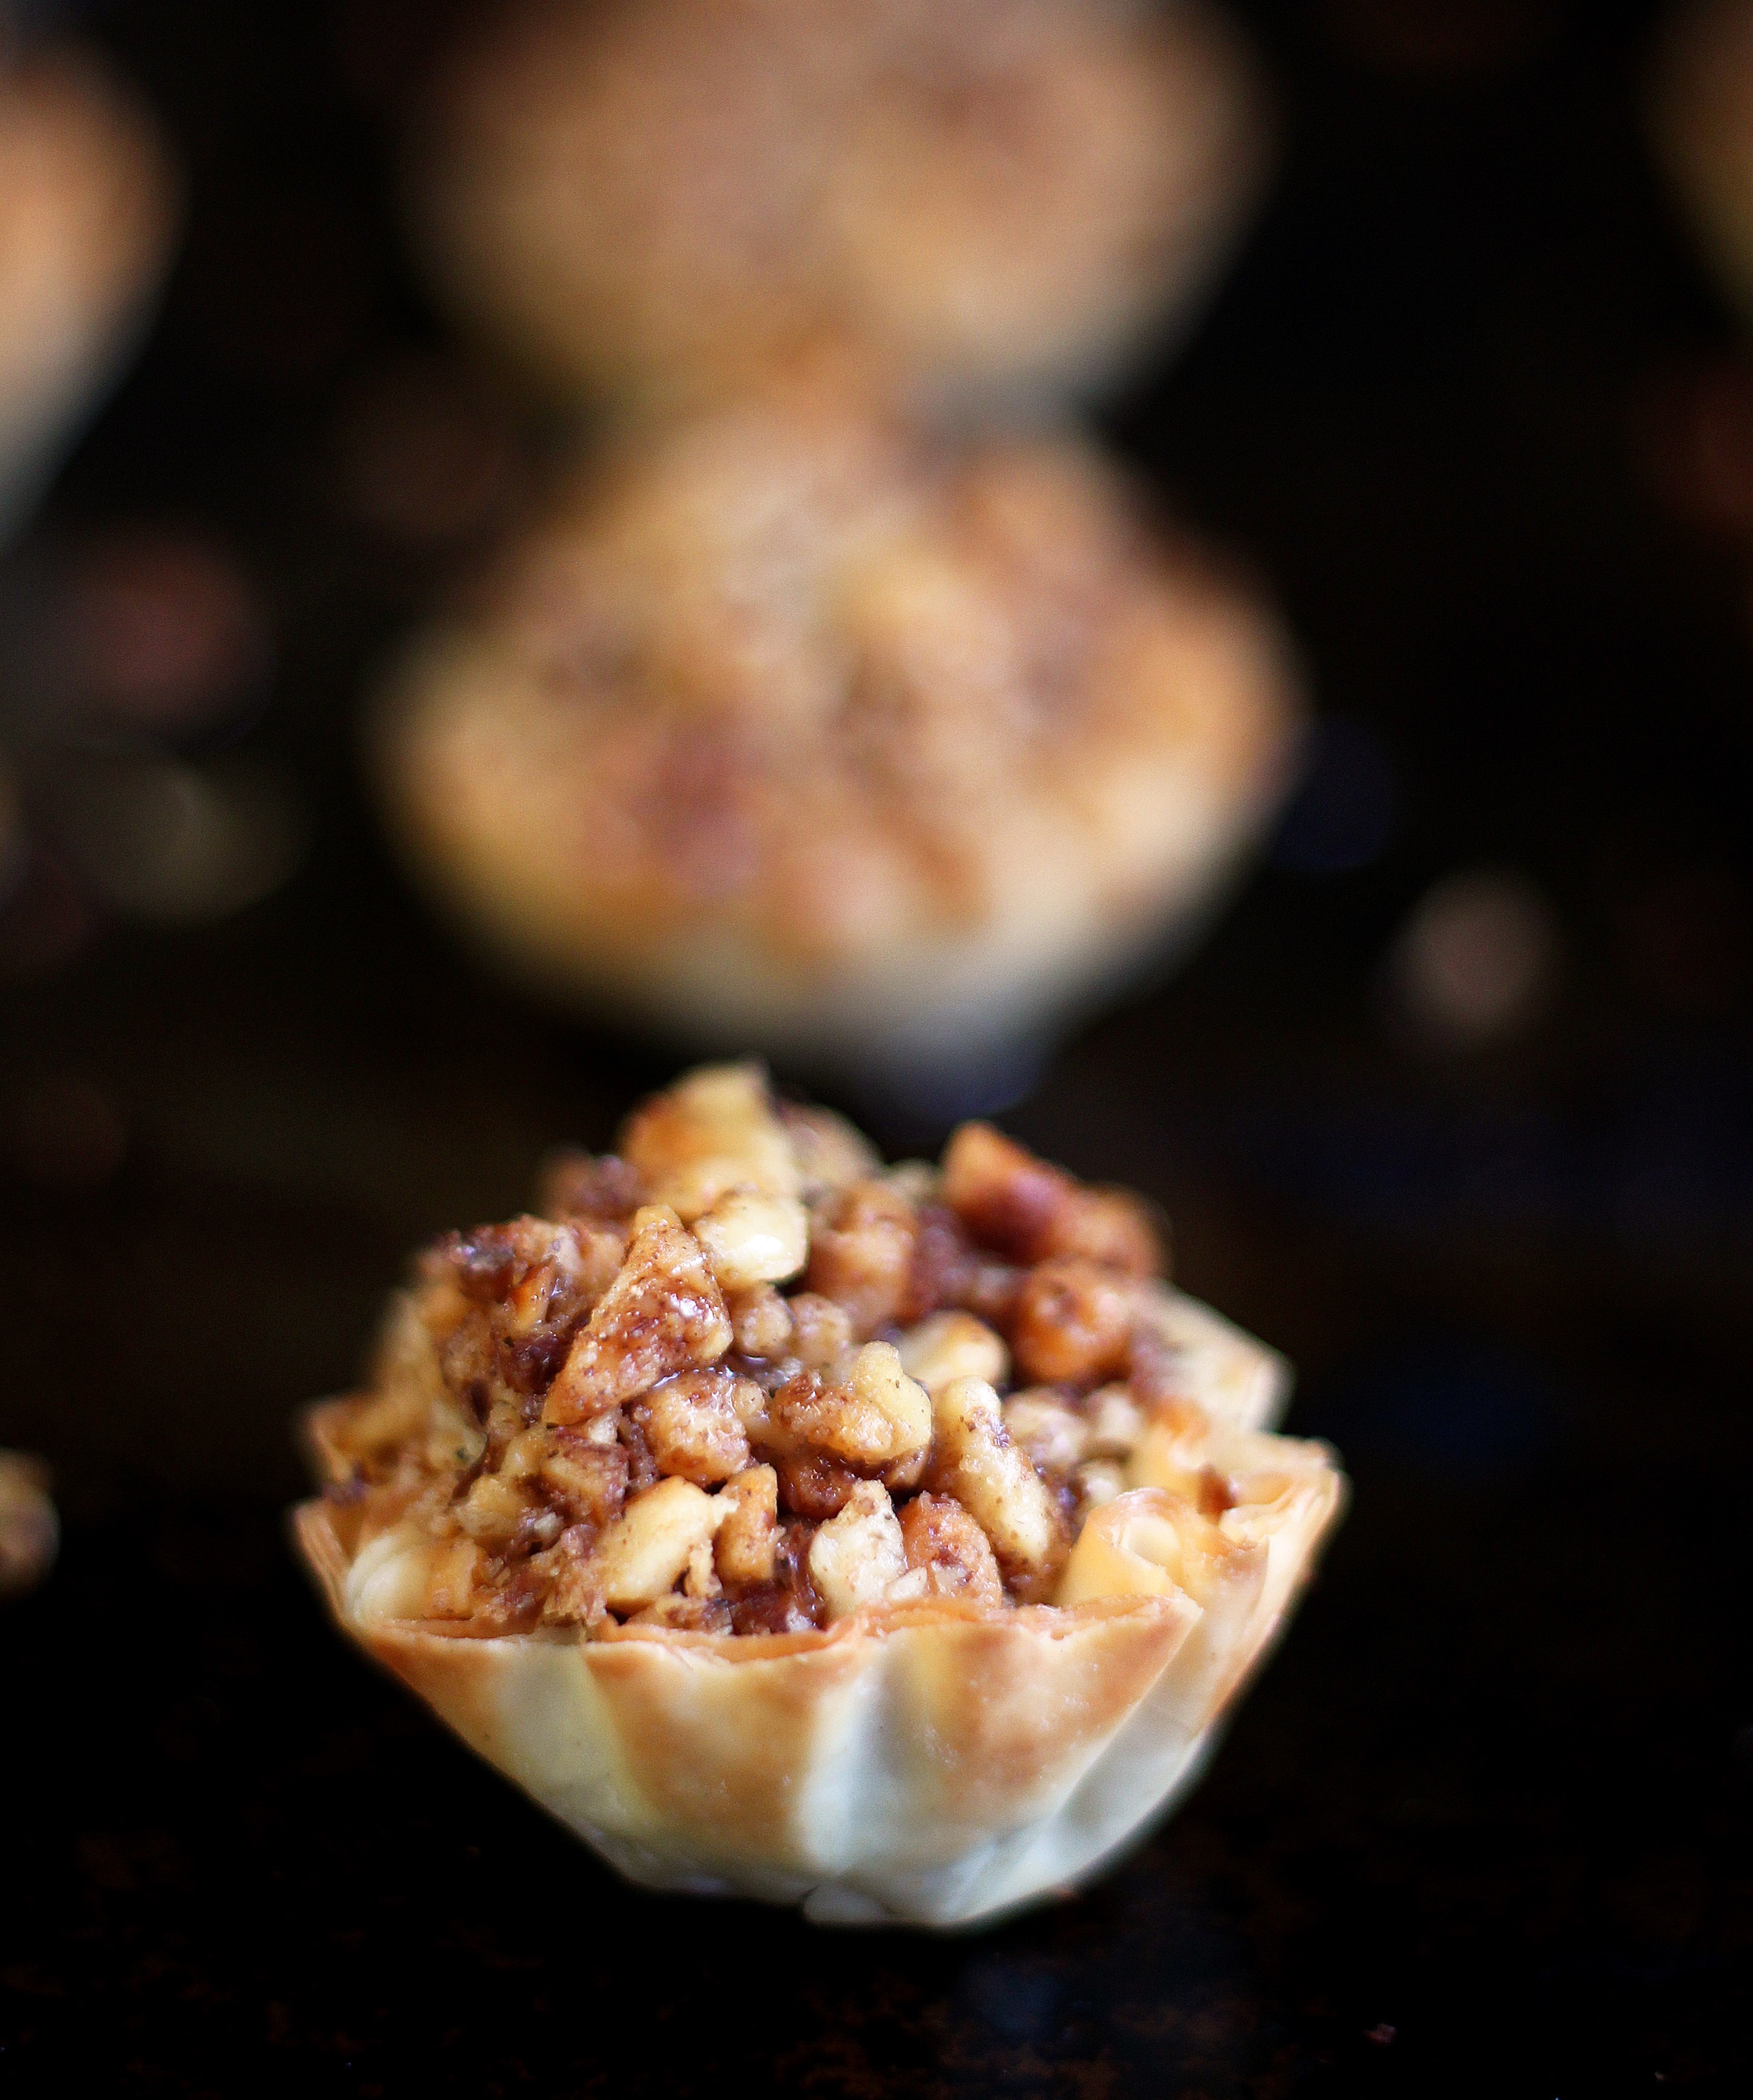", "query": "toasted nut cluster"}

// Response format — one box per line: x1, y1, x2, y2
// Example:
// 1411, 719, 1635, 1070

320, 1064, 1190, 1635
